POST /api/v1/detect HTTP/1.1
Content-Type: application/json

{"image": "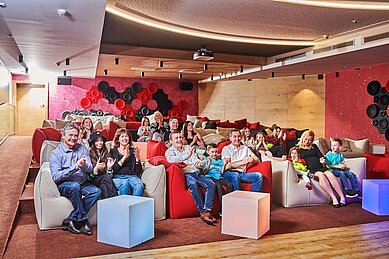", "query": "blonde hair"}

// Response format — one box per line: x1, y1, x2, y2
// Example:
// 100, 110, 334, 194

297, 130, 315, 148
113, 128, 132, 148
